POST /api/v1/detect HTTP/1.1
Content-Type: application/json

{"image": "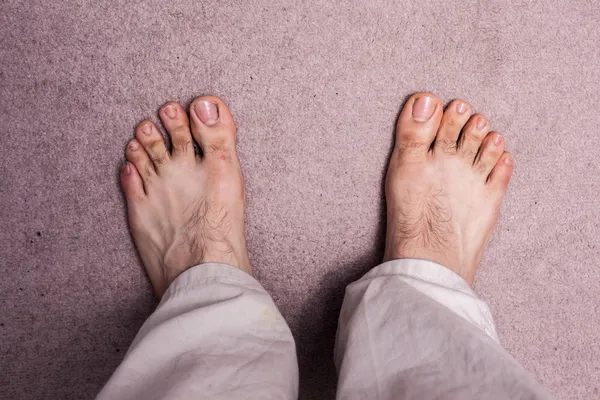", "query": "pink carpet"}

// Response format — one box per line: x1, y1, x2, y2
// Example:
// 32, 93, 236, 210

1, 0, 599, 398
